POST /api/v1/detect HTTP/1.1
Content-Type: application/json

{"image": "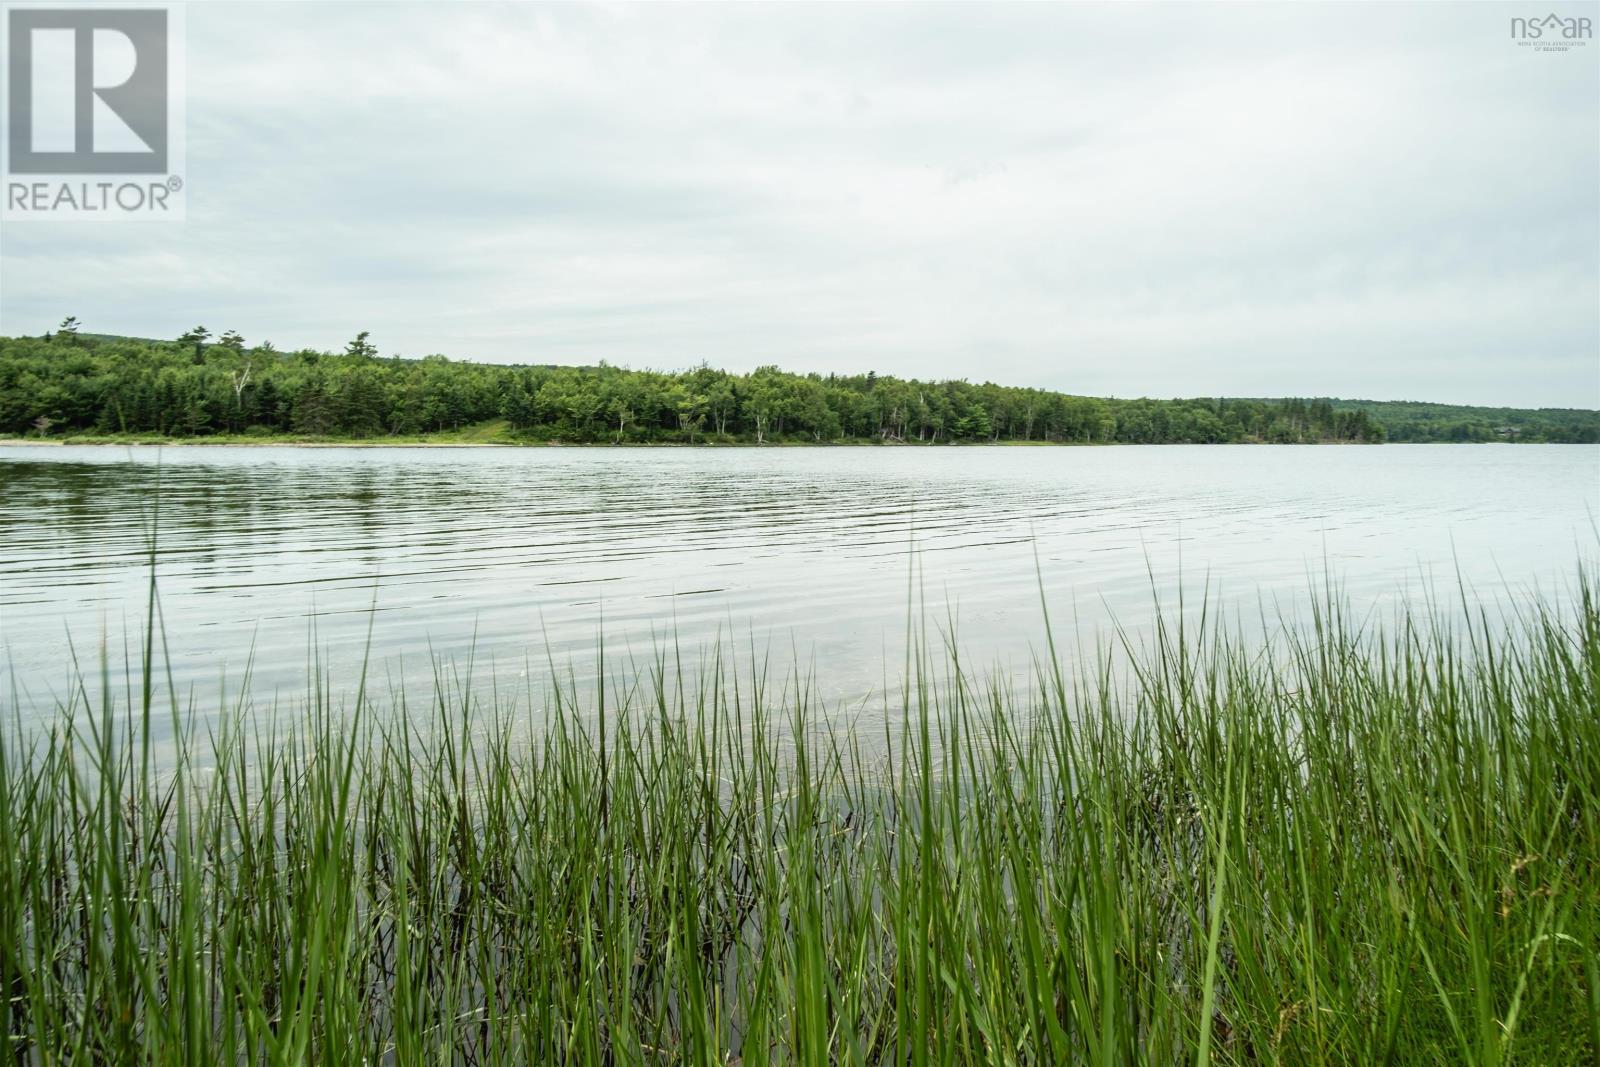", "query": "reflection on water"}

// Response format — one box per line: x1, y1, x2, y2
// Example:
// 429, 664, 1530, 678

2, 444, 1596, 724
